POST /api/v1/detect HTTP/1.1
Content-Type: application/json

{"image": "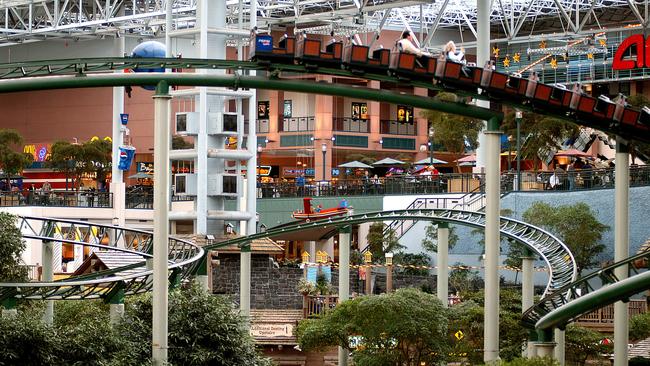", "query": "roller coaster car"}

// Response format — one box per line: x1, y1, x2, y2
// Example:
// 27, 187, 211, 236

249, 34, 296, 63
575, 95, 617, 125
295, 36, 343, 68
434, 57, 481, 92
343, 44, 390, 74
389, 48, 436, 80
